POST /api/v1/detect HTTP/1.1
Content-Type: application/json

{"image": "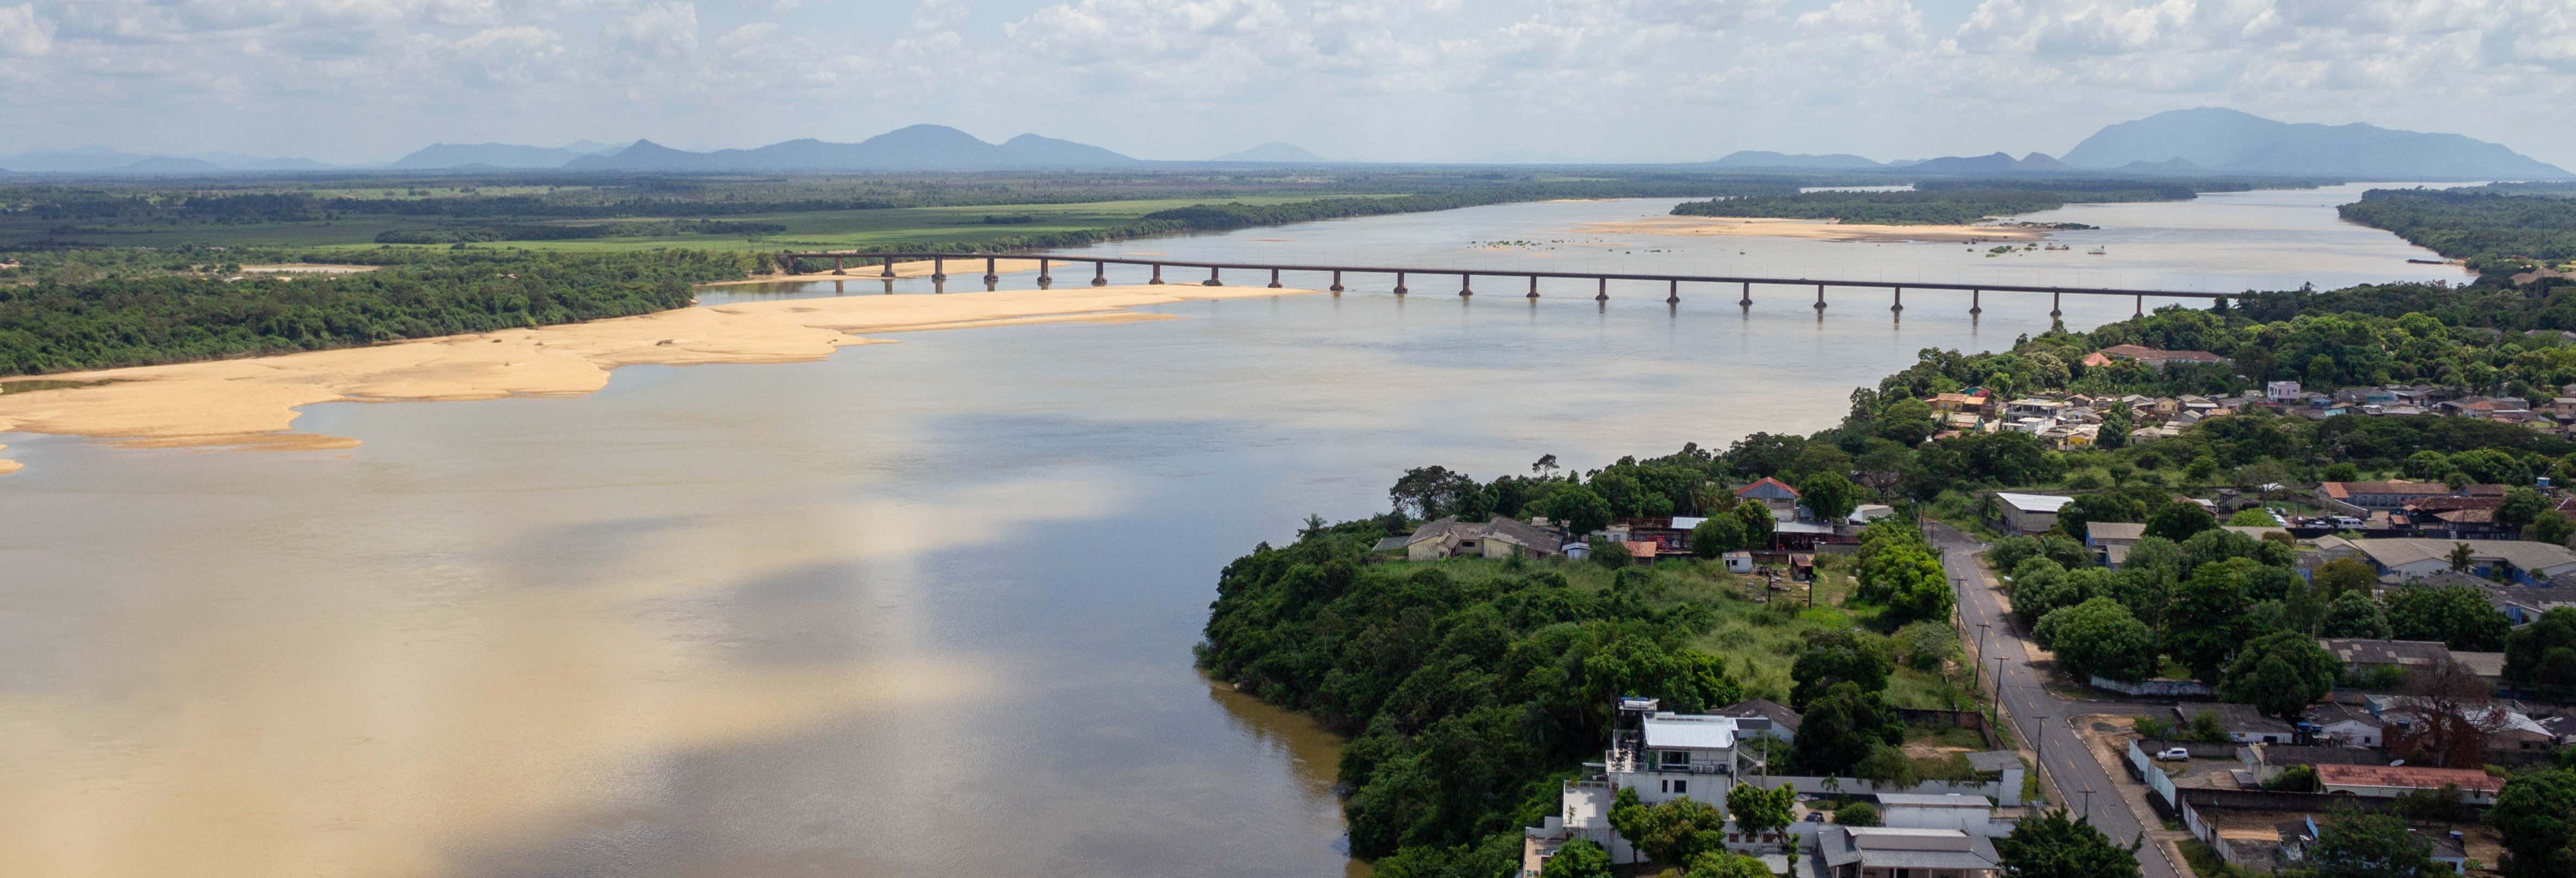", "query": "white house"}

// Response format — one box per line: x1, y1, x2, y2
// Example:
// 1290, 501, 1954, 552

1994, 493, 2074, 535
1526, 698, 1759, 870
1813, 826, 2000, 878
2306, 702, 2384, 749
